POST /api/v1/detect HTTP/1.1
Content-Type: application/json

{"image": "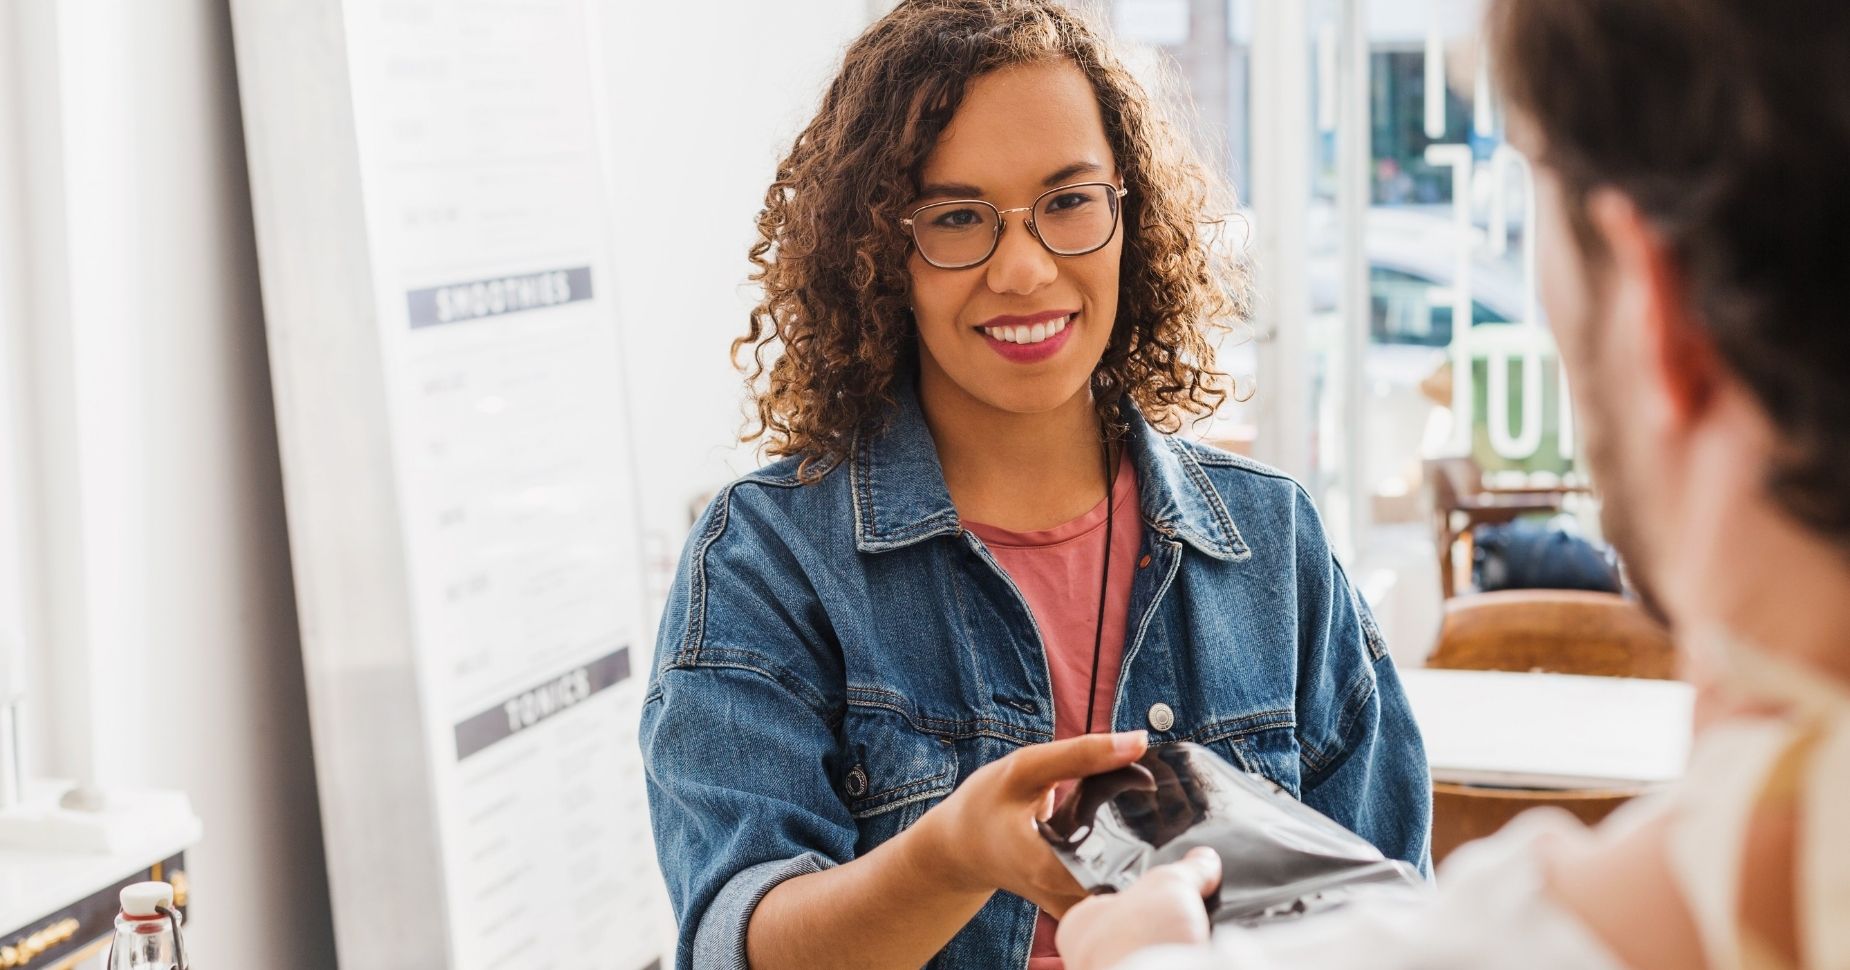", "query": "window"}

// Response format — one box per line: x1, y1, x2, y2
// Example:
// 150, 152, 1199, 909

1369, 266, 1509, 347
1105, 0, 1586, 573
